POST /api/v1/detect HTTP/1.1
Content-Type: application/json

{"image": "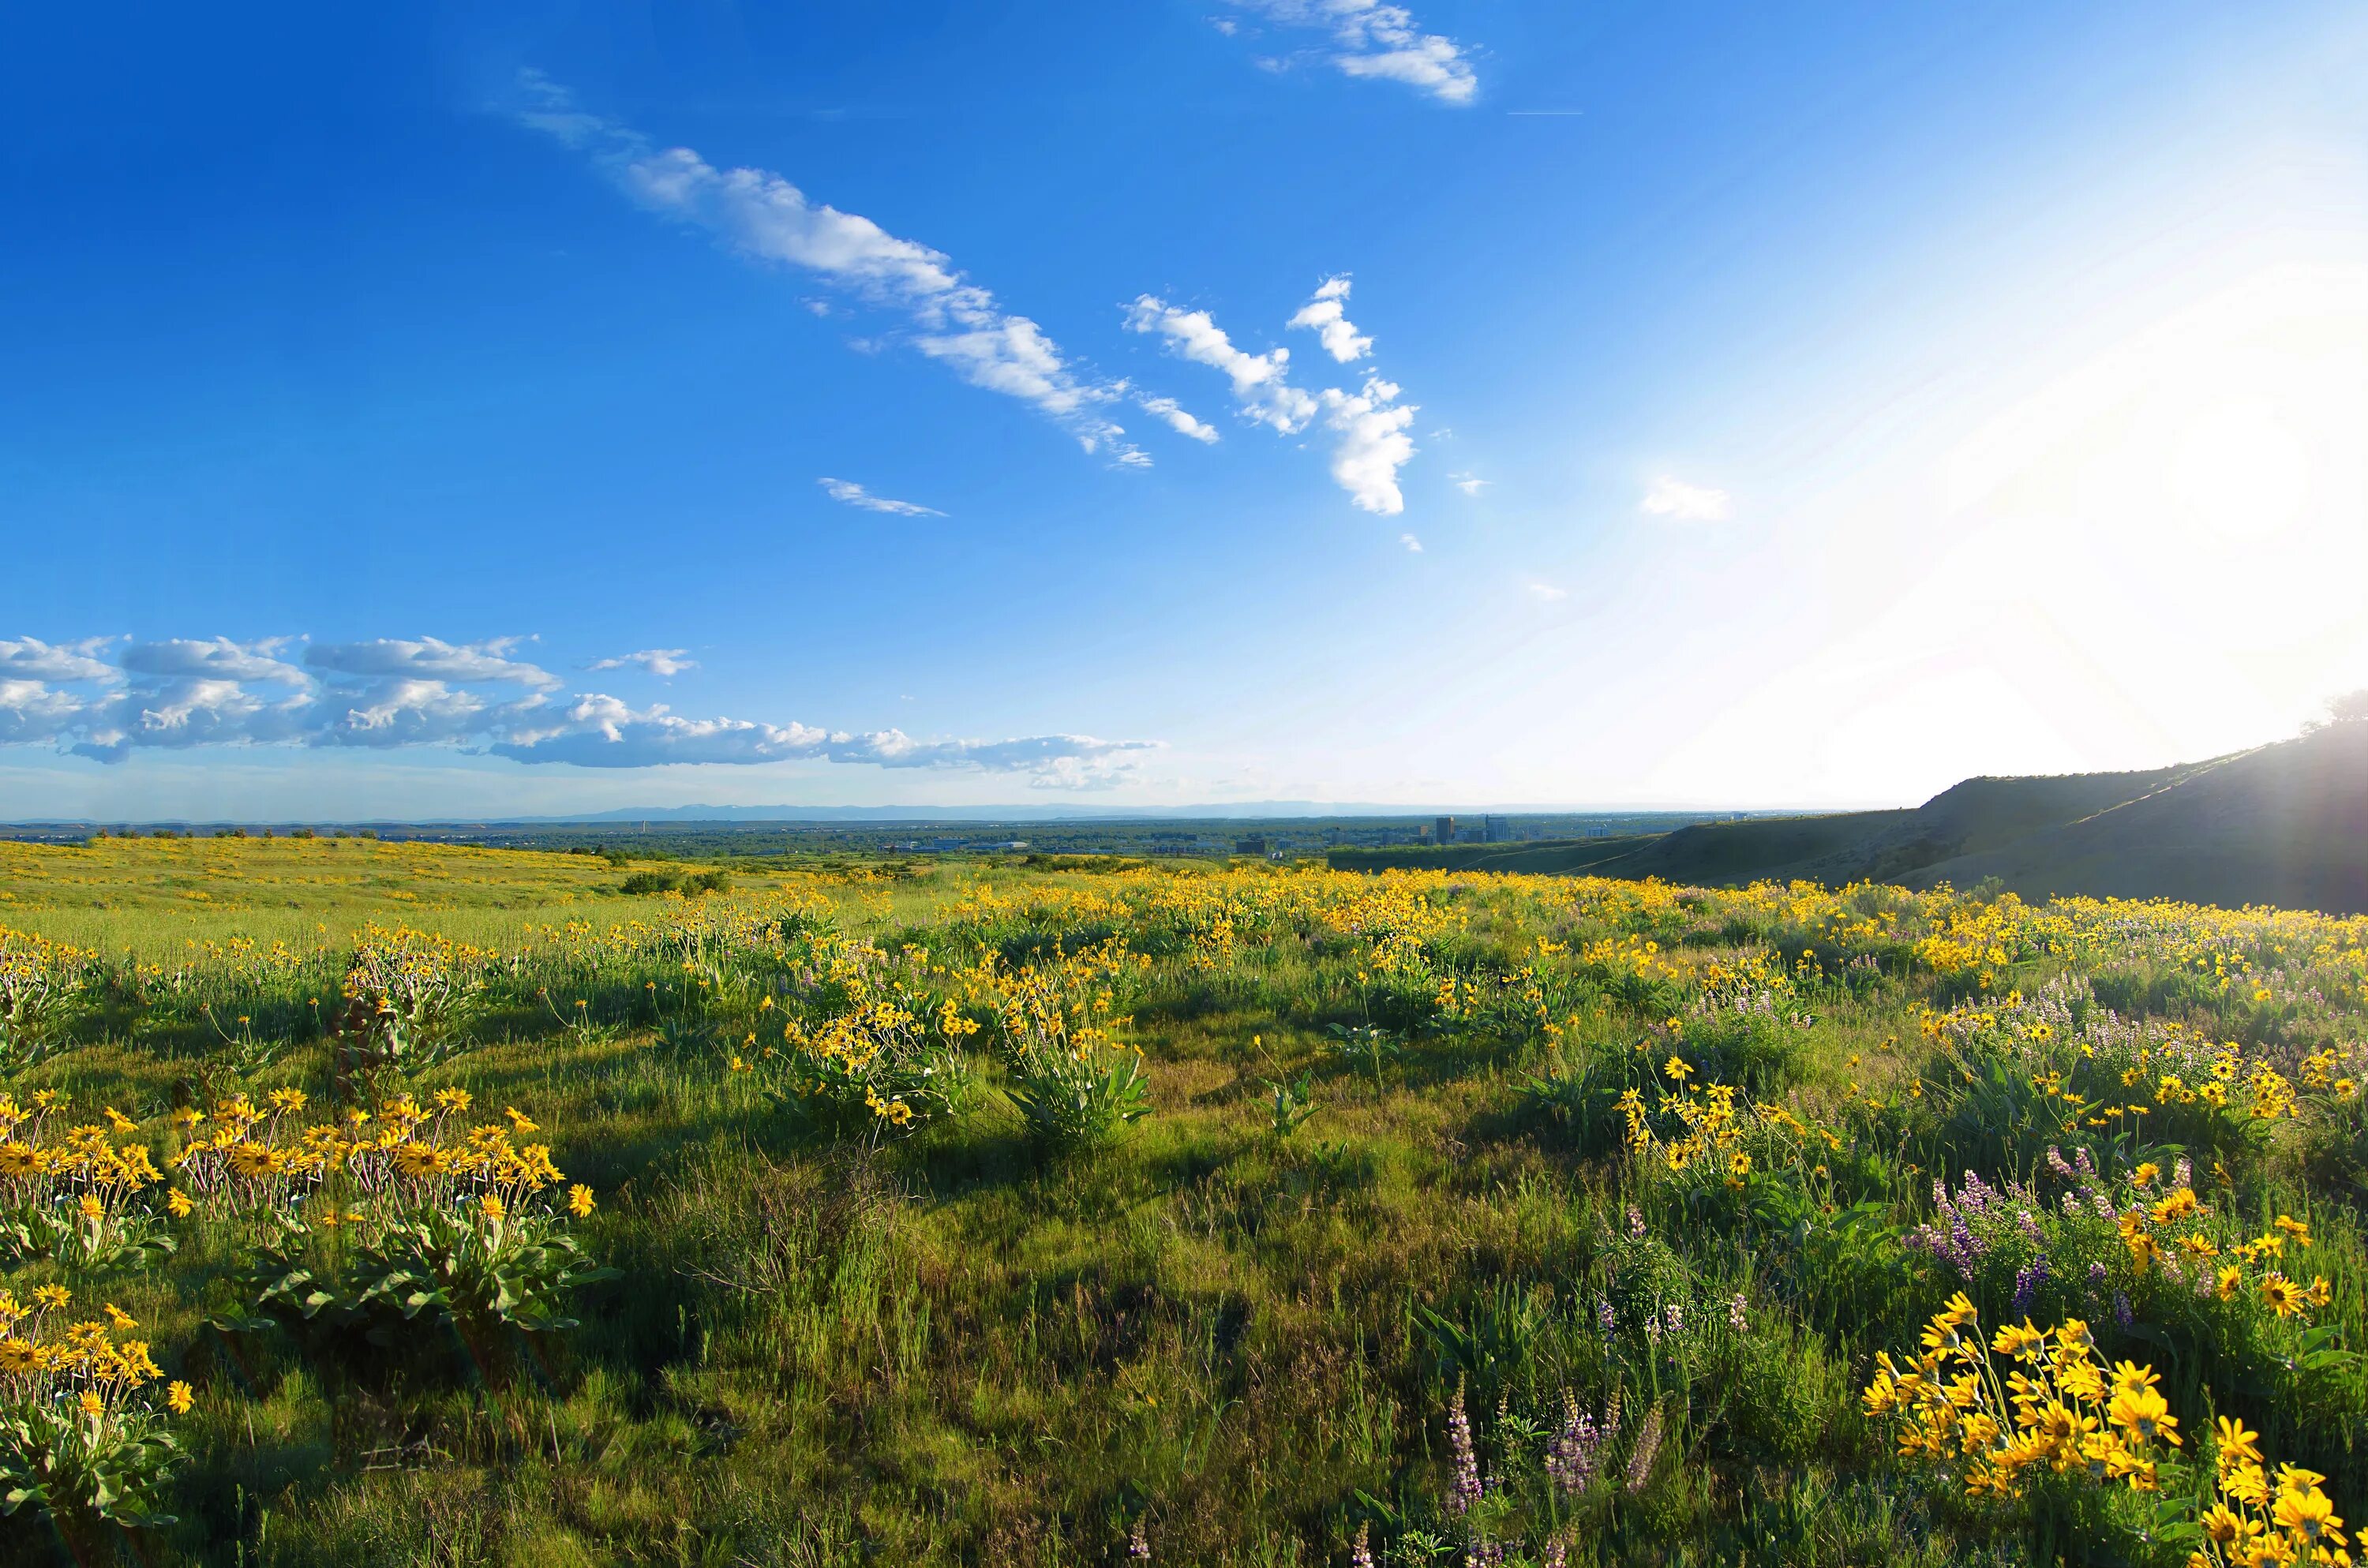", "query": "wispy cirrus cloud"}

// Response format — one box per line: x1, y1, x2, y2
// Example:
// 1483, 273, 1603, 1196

585, 649, 699, 678
1136, 394, 1220, 443
1222, 2, 1478, 104
512, 71, 1191, 467
1641, 477, 1734, 522
1125, 297, 1316, 434
1130, 278, 1420, 515
819, 477, 946, 517
0, 634, 1150, 786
